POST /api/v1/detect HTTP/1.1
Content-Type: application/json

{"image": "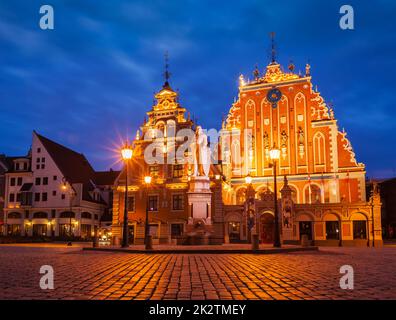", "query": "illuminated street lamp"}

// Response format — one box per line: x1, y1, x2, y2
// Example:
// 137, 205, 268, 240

61, 177, 75, 246
121, 143, 133, 248
245, 174, 252, 185
269, 144, 281, 248
144, 175, 152, 250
